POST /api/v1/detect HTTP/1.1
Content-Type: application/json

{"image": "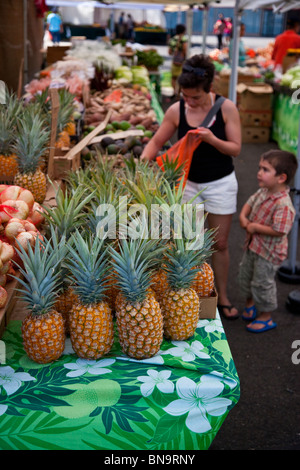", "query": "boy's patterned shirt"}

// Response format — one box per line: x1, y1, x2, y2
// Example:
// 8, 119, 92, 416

246, 187, 296, 266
